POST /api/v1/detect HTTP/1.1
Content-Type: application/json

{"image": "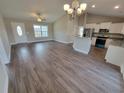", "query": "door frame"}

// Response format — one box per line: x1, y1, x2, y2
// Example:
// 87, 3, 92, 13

11, 22, 28, 44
